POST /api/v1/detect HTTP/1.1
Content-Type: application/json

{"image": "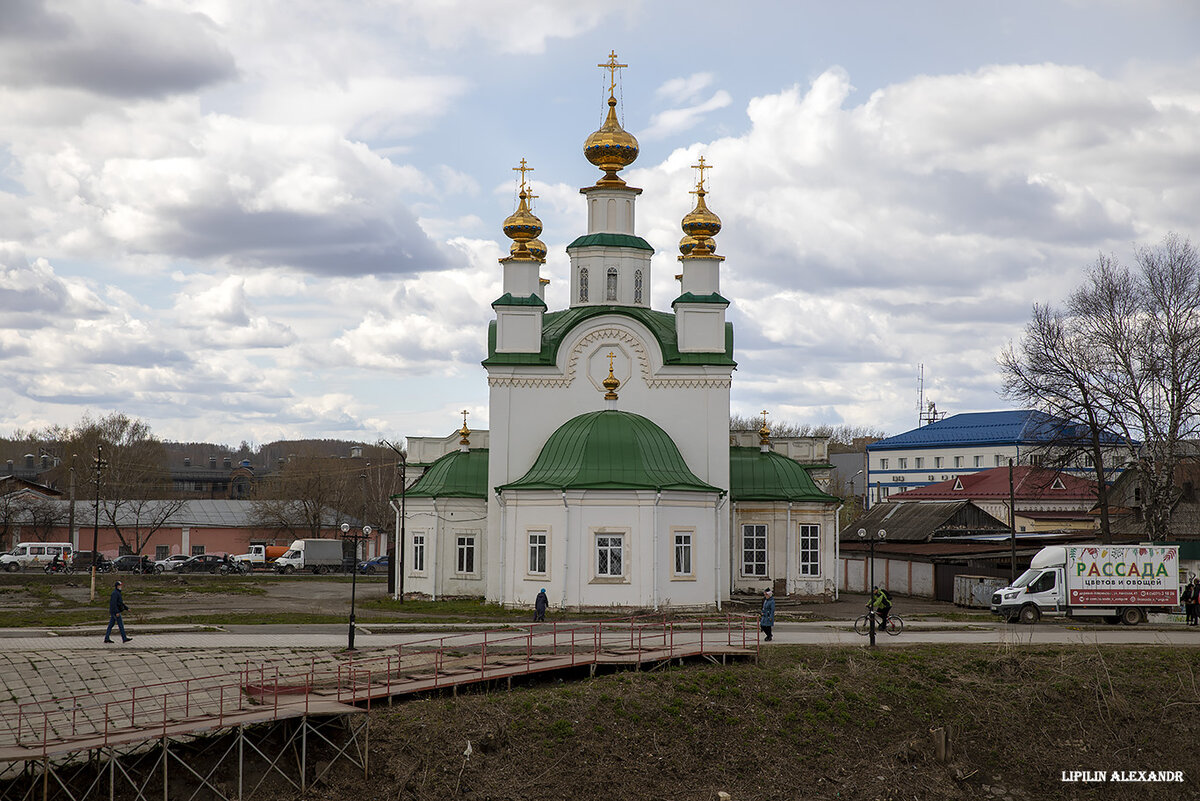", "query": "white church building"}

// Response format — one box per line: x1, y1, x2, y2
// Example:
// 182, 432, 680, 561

396, 58, 839, 611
